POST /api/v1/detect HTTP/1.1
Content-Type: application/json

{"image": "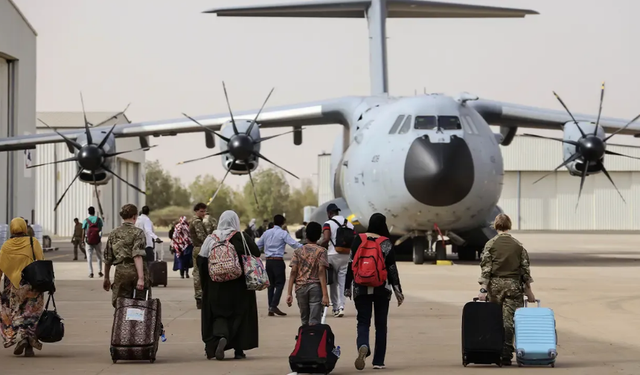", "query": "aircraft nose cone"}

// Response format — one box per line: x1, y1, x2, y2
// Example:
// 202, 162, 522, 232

403, 136, 474, 207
